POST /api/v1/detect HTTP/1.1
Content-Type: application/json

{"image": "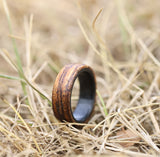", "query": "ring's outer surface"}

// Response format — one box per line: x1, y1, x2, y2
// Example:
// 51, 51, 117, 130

52, 63, 96, 123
